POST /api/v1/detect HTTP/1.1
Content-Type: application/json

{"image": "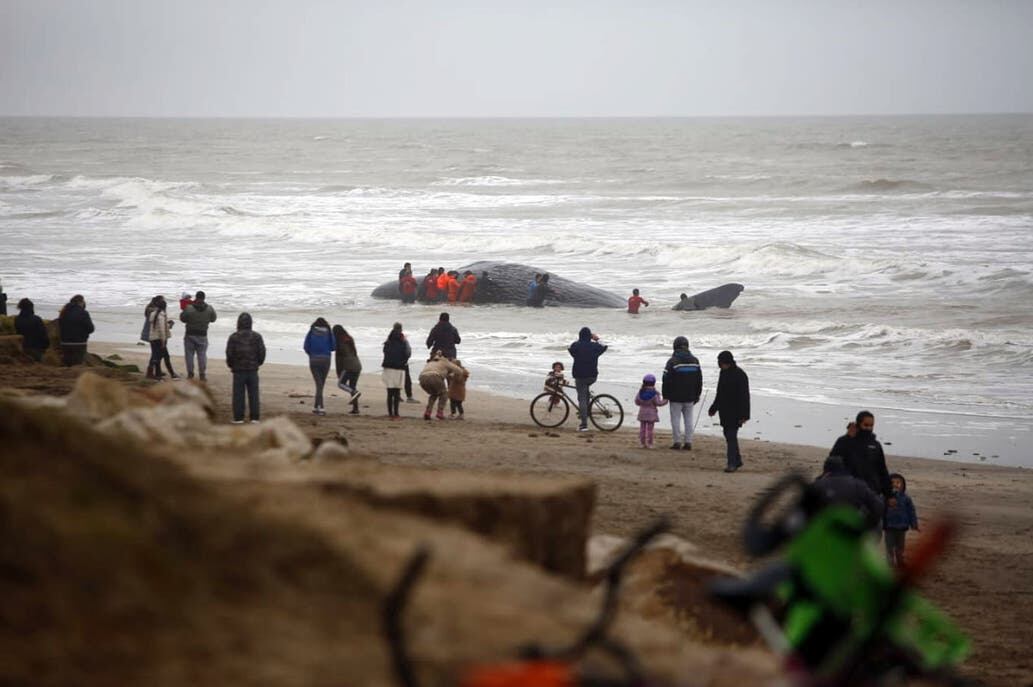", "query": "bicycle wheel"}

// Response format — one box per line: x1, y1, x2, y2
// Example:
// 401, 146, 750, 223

589, 393, 624, 431
530, 391, 570, 428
